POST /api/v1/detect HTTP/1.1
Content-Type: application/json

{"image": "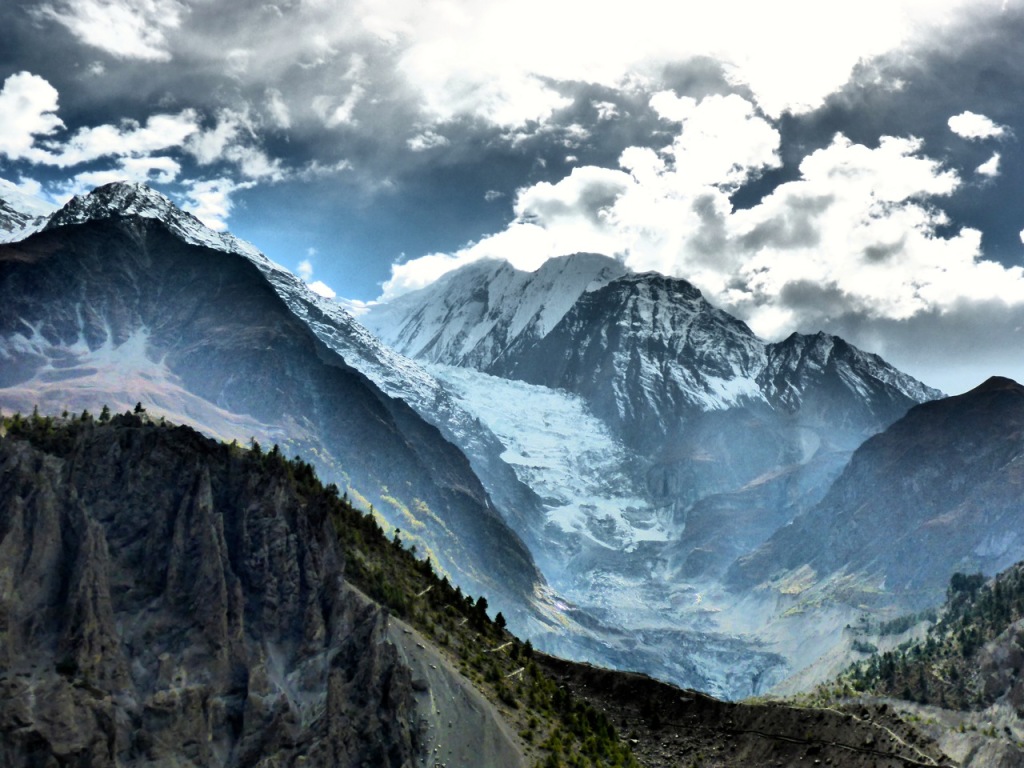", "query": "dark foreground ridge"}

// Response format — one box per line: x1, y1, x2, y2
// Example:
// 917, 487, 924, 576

0, 409, 420, 766
0, 409, 984, 767
540, 656, 955, 768
0, 410, 635, 767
